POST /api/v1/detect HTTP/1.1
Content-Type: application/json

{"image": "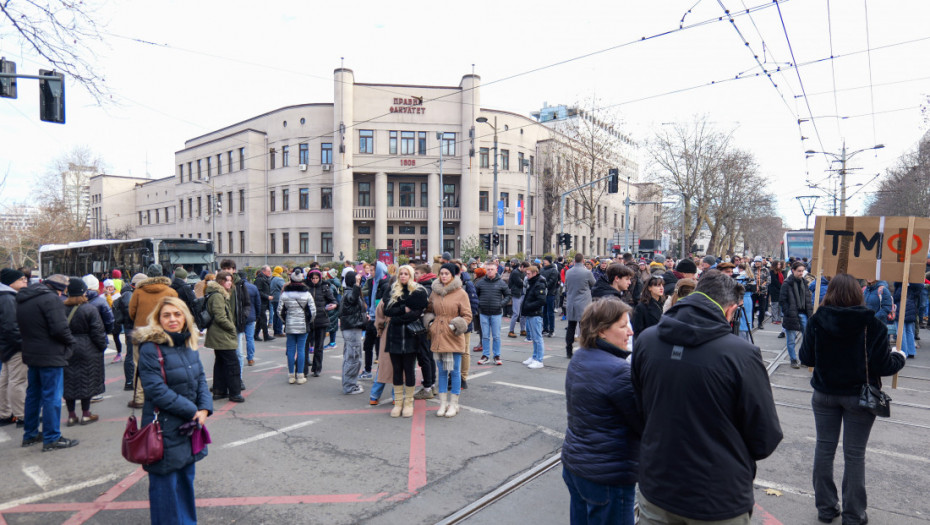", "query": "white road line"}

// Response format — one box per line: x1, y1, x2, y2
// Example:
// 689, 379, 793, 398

753, 478, 813, 498
0, 429, 10, 443
328, 354, 344, 359
467, 371, 493, 380
0, 472, 125, 511
221, 420, 317, 449
803, 436, 930, 463
330, 375, 341, 381
493, 381, 565, 396
22, 465, 52, 490
537, 426, 565, 440
251, 364, 285, 373
426, 399, 493, 415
